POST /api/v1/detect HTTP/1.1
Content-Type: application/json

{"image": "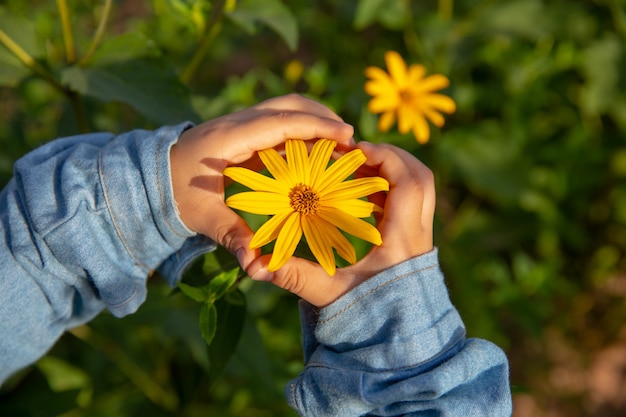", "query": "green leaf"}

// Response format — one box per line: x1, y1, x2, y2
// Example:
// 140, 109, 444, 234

579, 34, 622, 116
177, 282, 209, 303
0, 10, 43, 86
87, 32, 161, 66
61, 58, 201, 124
353, 0, 388, 30
199, 302, 218, 346
227, 0, 298, 51
354, 0, 408, 31
208, 267, 239, 300
208, 290, 246, 381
